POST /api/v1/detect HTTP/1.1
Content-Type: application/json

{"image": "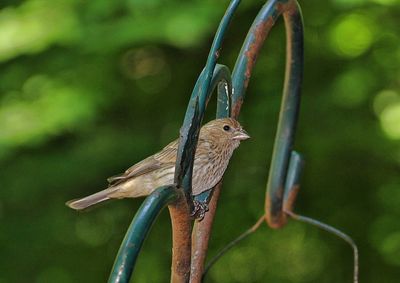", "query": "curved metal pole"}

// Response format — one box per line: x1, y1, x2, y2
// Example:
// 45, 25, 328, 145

231, 0, 304, 228
174, 0, 240, 197
213, 65, 232, 119
107, 64, 233, 283
170, 63, 233, 283
189, 1, 304, 280
109, 0, 305, 281
169, 1, 239, 281
190, 65, 232, 282
190, 63, 232, 205
108, 186, 179, 283
282, 153, 359, 283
